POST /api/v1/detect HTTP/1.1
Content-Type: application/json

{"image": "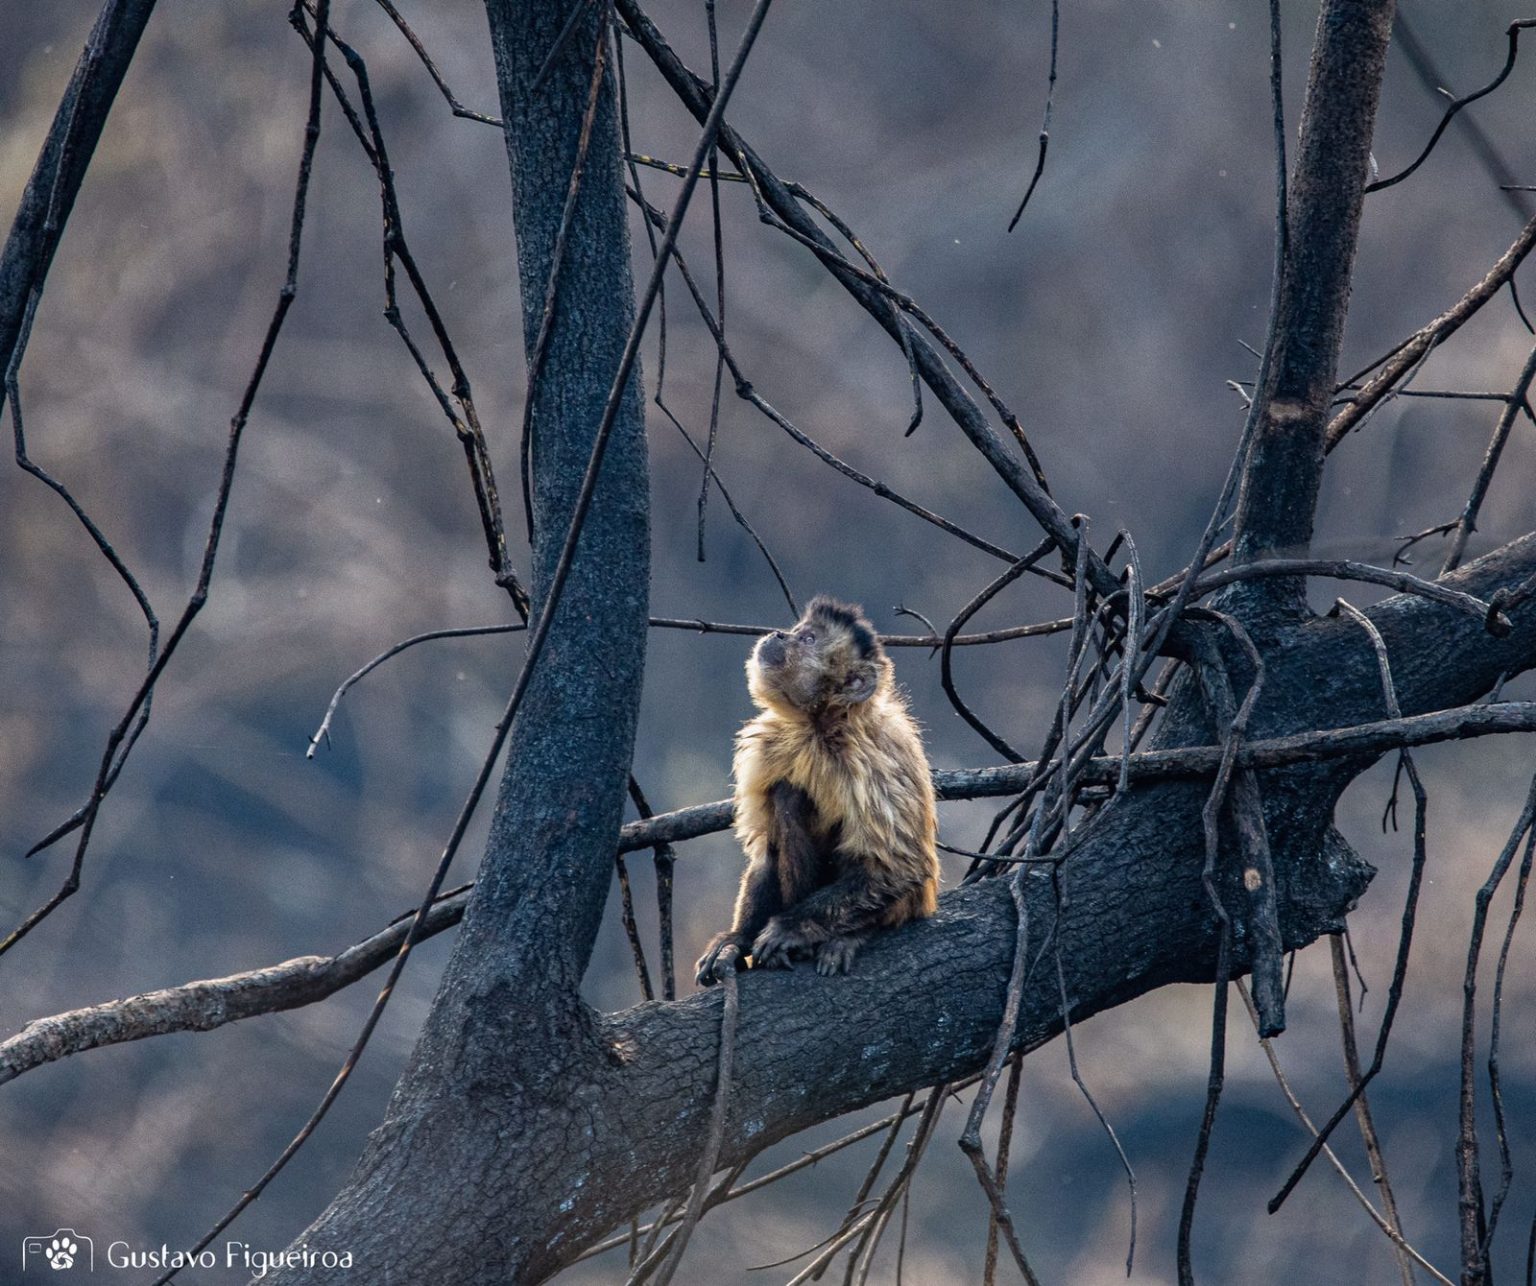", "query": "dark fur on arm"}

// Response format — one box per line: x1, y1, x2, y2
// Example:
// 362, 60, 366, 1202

696, 783, 825, 985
